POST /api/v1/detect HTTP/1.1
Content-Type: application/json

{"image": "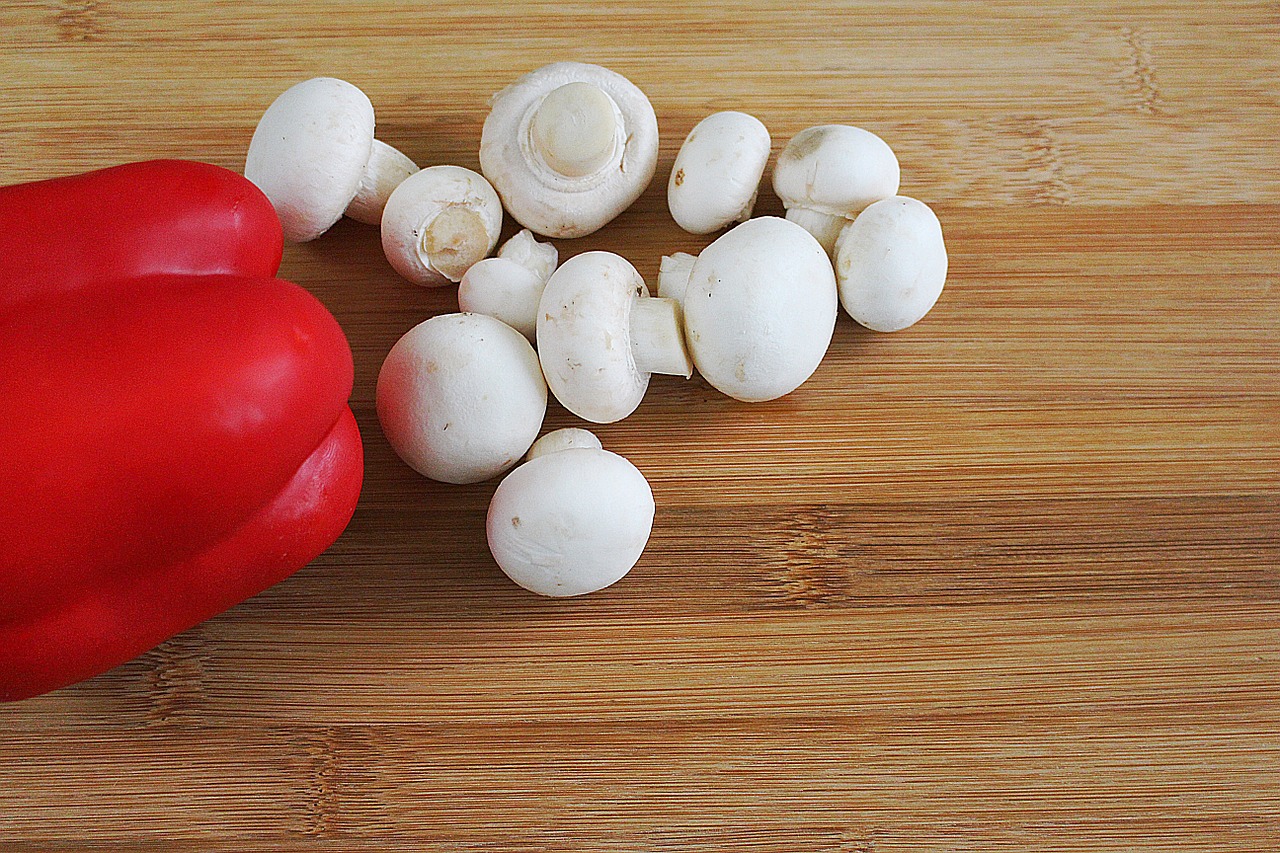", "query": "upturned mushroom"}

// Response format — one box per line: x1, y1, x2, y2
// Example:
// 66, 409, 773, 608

487, 428, 654, 598
659, 216, 837, 402
536, 251, 692, 424
667, 111, 771, 234
245, 77, 418, 242
771, 124, 900, 255
834, 196, 948, 332
376, 313, 546, 484
480, 62, 659, 238
381, 165, 503, 287
457, 229, 558, 341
